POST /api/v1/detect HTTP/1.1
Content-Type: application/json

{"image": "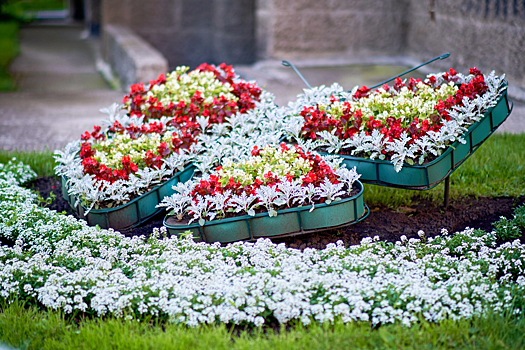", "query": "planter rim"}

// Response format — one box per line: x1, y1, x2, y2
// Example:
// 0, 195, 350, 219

164, 180, 364, 229
267, 204, 369, 240
65, 165, 195, 214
